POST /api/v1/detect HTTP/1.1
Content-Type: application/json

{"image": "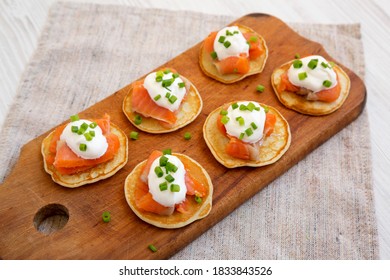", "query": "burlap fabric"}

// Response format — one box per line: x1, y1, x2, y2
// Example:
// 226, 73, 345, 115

0, 2, 378, 259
